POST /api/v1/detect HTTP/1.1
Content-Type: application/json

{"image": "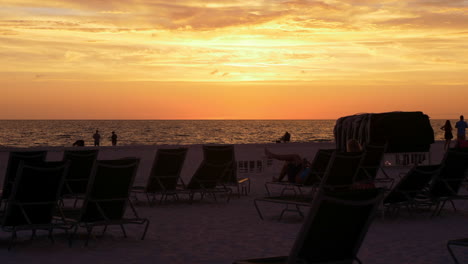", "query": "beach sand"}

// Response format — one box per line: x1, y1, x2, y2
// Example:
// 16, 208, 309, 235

1, 141, 468, 263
